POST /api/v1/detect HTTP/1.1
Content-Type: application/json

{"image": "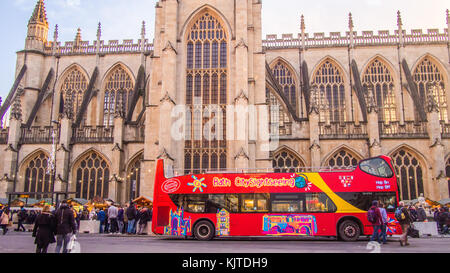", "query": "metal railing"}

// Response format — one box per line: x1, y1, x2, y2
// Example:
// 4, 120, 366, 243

72, 126, 114, 143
